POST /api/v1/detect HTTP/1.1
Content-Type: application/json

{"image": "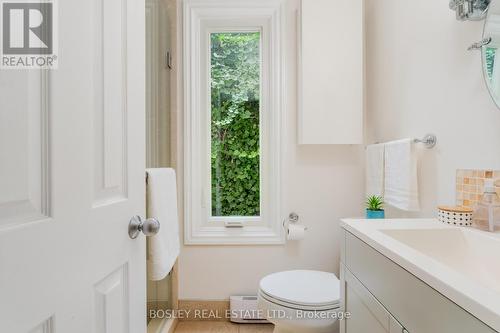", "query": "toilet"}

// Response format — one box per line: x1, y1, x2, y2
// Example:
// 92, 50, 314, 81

257, 270, 340, 333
